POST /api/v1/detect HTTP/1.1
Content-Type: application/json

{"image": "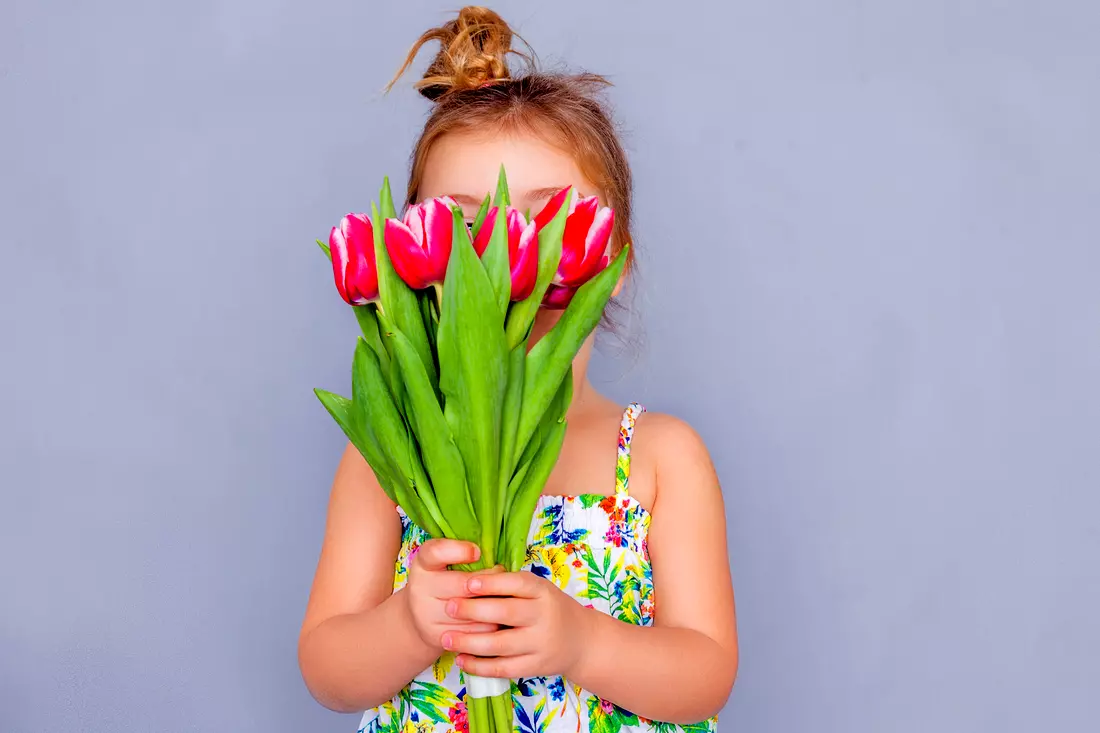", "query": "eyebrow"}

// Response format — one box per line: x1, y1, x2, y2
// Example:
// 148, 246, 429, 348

524, 186, 570, 200
446, 194, 487, 205
445, 186, 587, 206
